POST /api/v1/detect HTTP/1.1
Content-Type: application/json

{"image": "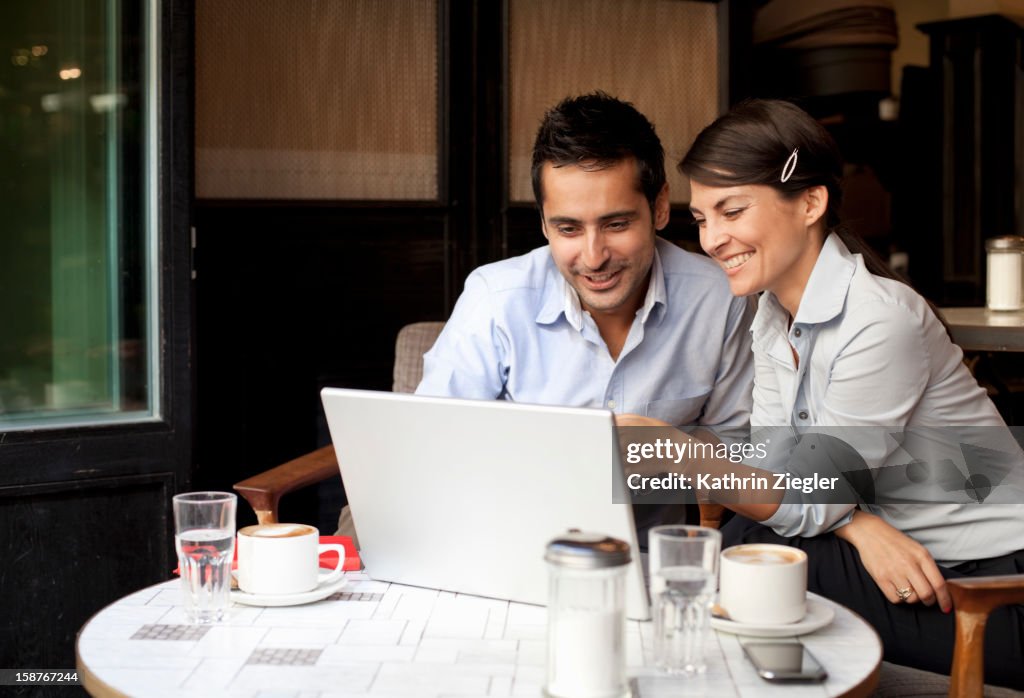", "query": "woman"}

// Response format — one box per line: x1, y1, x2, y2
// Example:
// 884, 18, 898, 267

677, 99, 1024, 686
